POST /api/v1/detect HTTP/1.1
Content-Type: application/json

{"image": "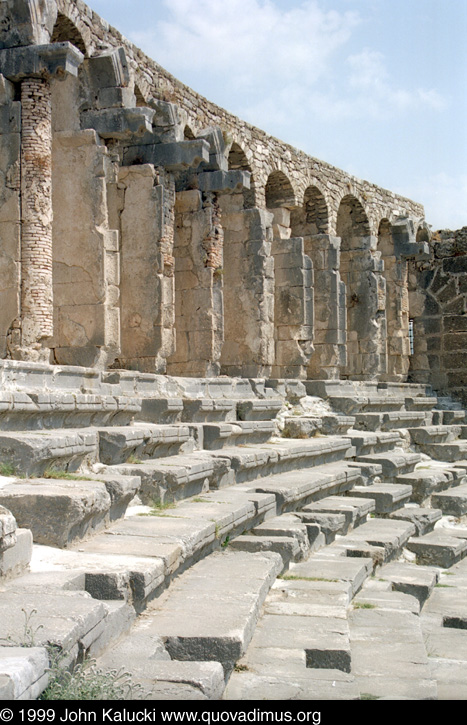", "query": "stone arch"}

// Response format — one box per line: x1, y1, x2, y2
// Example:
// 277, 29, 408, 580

134, 83, 147, 107
416, 225, 431, 244
228, 142, 256, 209
184, 125, 196, 140
53, 4, 92, 55
338, 195, 385, 379
336, 194, 371, 245
291, 185, 329, 237
265, 170, 296, 211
